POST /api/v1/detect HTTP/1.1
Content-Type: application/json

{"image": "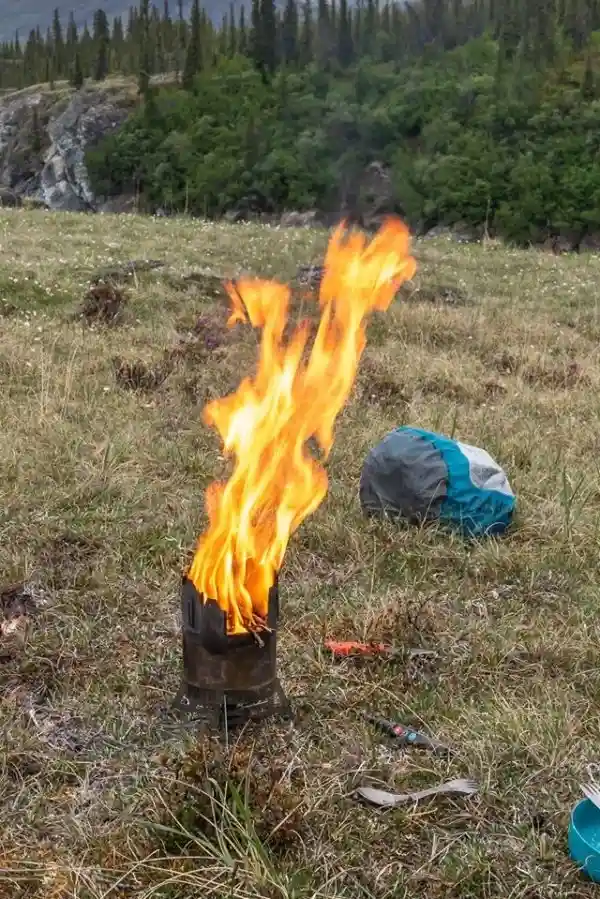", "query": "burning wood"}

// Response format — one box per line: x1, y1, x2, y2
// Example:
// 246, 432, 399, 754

186, 218, 416, 636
